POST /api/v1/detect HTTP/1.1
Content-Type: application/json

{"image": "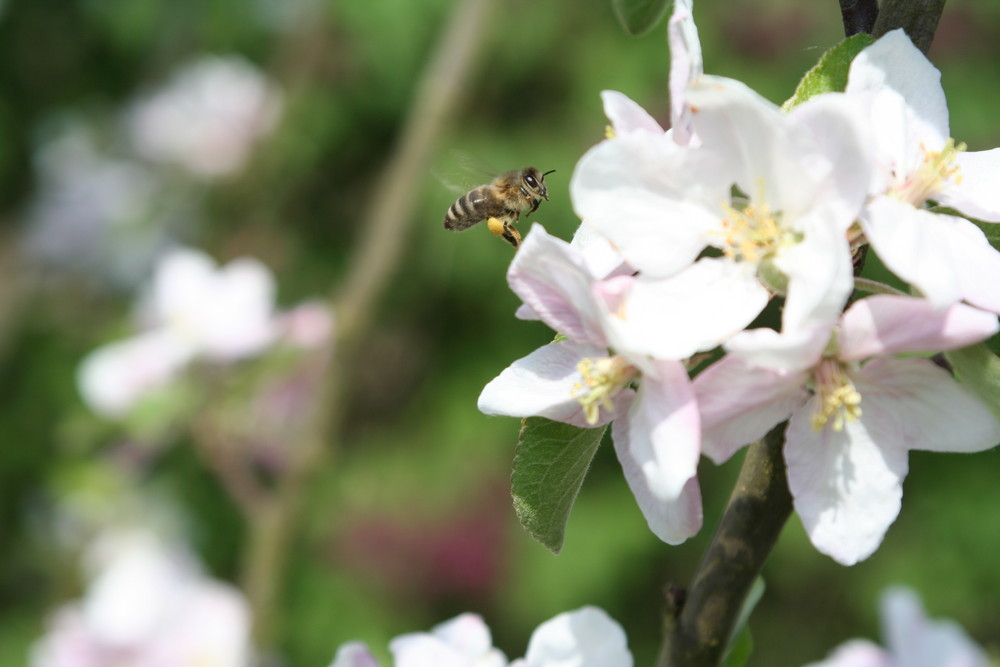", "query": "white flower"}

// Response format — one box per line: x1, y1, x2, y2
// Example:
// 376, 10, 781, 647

694, 295, 1000, 564
806, 587, 990, 667
847, 29, 1000, 313
329, 607, 631, 667
479, 226, 702, 544
77, 247, 278, 418
31, 530, 252, 667
126, 56, 283, 178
